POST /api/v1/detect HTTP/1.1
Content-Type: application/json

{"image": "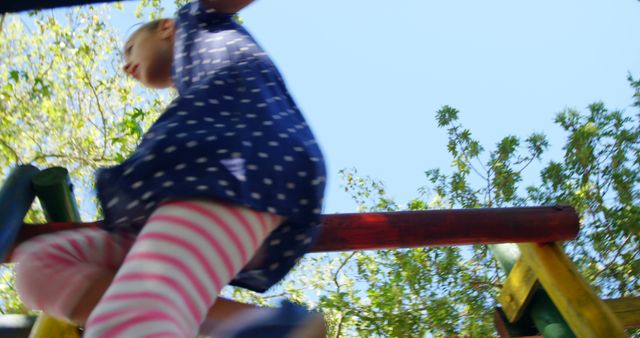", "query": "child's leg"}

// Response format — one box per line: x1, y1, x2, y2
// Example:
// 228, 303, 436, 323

75, 275, 265, 326
84, 200, 281, 338
13, 227, 135, 321
13, 223, 275, 328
